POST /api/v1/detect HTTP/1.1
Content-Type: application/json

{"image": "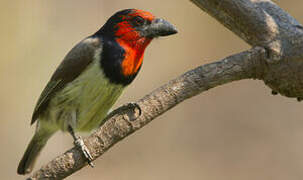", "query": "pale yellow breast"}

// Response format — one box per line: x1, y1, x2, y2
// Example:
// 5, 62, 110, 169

48, 52, 124, 132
